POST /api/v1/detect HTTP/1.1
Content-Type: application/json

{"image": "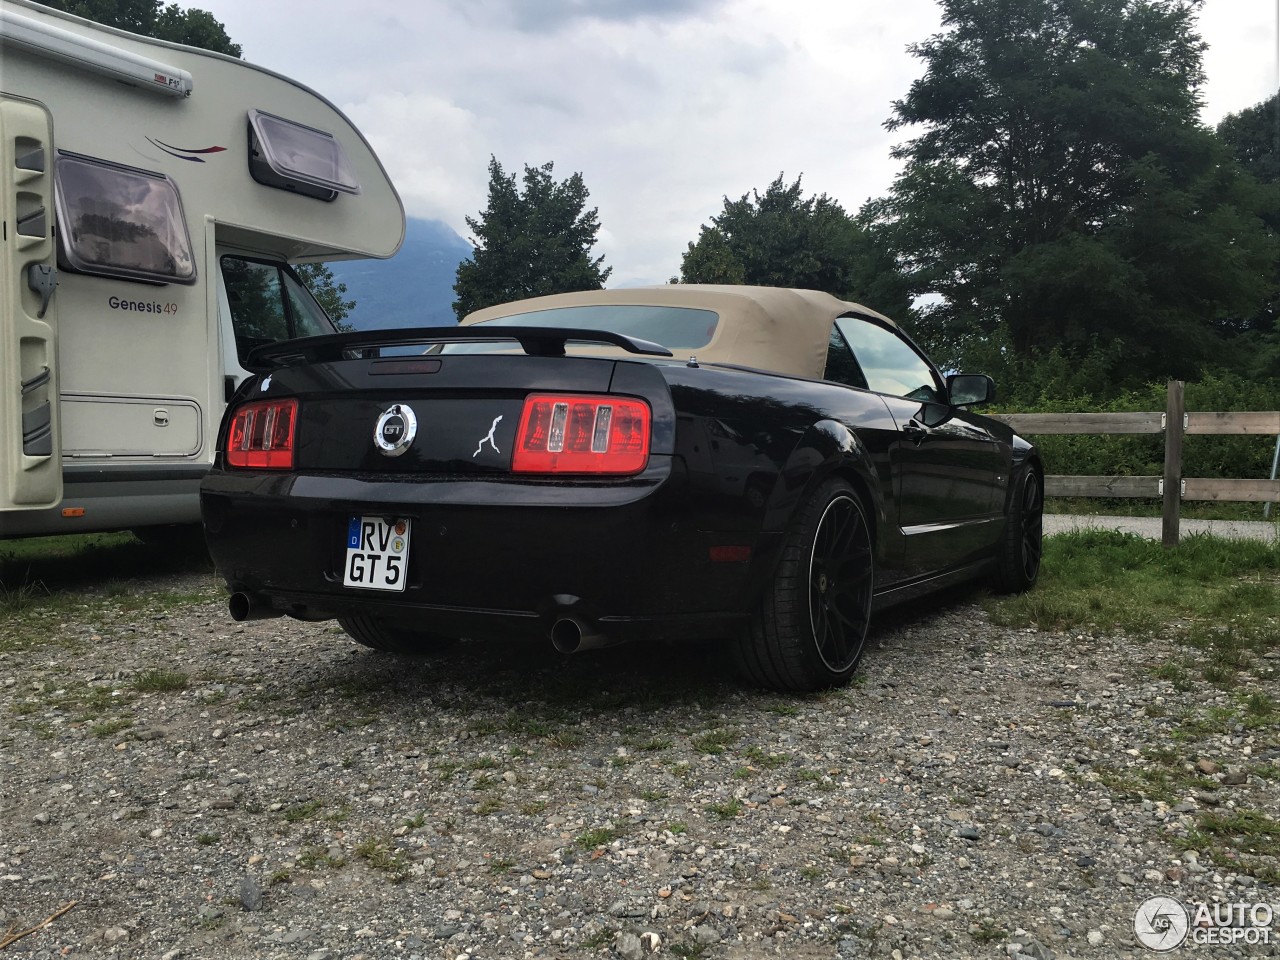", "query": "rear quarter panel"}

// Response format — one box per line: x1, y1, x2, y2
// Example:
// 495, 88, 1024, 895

658, 363, 906, 591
